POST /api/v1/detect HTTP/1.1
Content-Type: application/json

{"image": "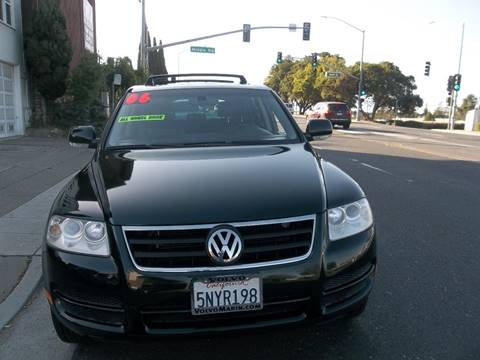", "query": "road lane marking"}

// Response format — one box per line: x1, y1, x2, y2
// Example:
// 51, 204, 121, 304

360, 162, 394, 175
331, 133, 480, 163
336, 129, 479, 149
